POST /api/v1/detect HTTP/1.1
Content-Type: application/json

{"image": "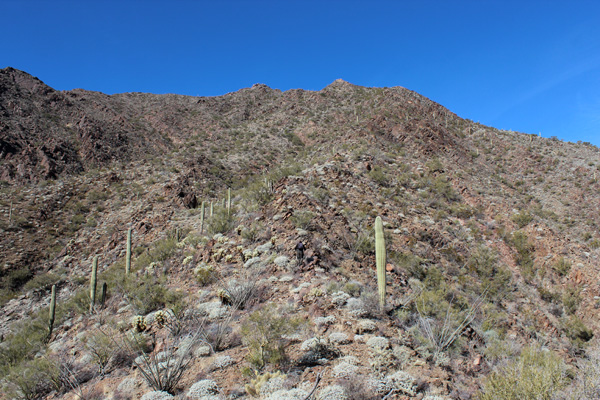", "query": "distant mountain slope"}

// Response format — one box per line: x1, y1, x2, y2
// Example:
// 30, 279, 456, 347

1, 67, 600, 400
